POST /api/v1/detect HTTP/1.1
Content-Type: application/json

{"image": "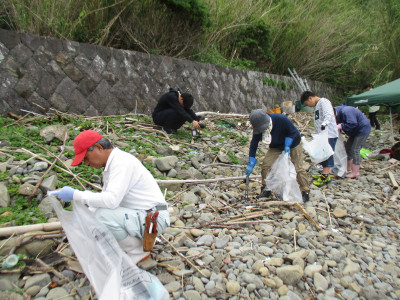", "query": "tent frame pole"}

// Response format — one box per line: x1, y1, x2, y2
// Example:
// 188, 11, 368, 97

389, 106, 394, 143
